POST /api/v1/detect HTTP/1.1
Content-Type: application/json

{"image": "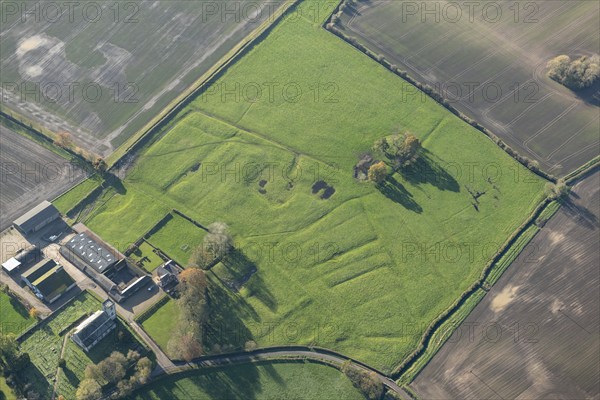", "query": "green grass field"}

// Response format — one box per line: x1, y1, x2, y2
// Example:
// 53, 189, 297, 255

82, 0, 546, 372
141, 298, 180, 353
133, 361, 363, 400
130, 241, 164, 272
146, 214, 207, 267
0, 292, 34, 335
53, 175, 102, 215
